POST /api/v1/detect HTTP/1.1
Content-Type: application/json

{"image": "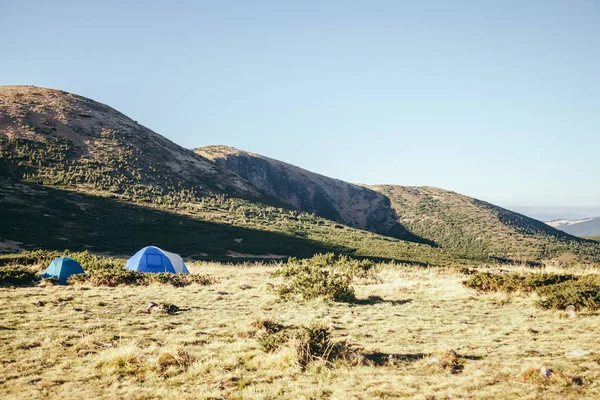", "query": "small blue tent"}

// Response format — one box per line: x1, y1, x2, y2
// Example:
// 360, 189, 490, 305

41, 257, 85, 285
125, 246, 189, 274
